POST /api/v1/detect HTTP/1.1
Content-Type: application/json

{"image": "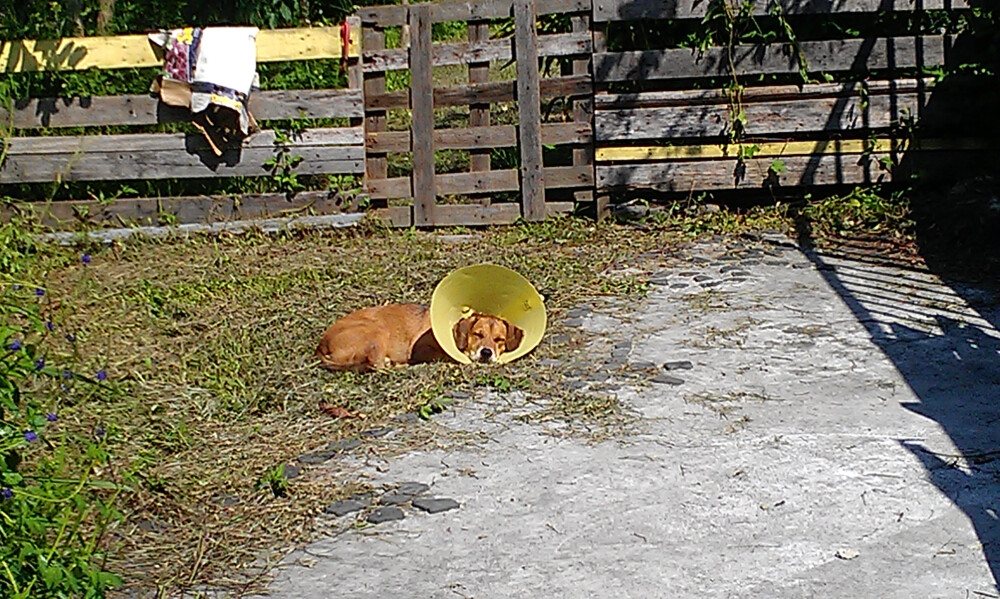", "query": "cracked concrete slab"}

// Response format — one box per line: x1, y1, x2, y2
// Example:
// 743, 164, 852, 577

255, 238, 1000, 599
